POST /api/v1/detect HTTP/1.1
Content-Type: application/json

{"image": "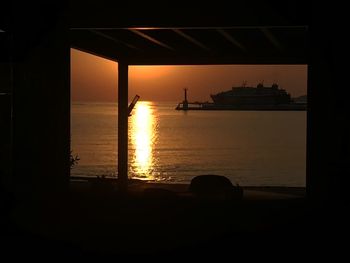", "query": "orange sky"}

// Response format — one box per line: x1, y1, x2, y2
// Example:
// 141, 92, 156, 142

71, 48, 307, 102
